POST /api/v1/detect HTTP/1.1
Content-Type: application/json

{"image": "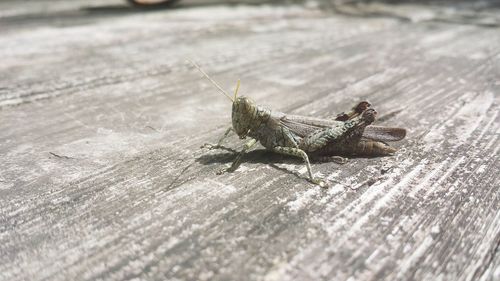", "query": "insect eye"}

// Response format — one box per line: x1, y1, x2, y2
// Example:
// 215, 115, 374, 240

244, 100, 254, 112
